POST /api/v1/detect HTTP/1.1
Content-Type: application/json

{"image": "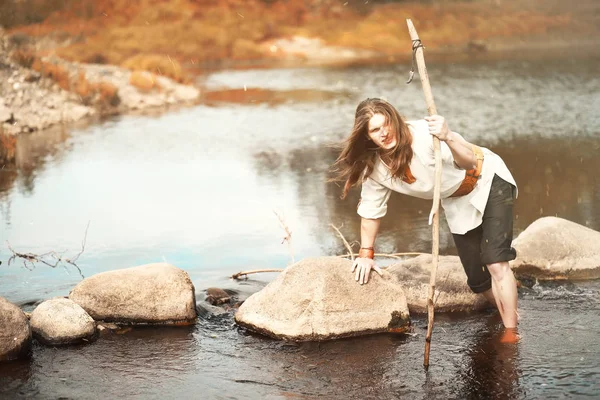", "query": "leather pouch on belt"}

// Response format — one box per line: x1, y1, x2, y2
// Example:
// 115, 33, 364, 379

450, 145, 484, 198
